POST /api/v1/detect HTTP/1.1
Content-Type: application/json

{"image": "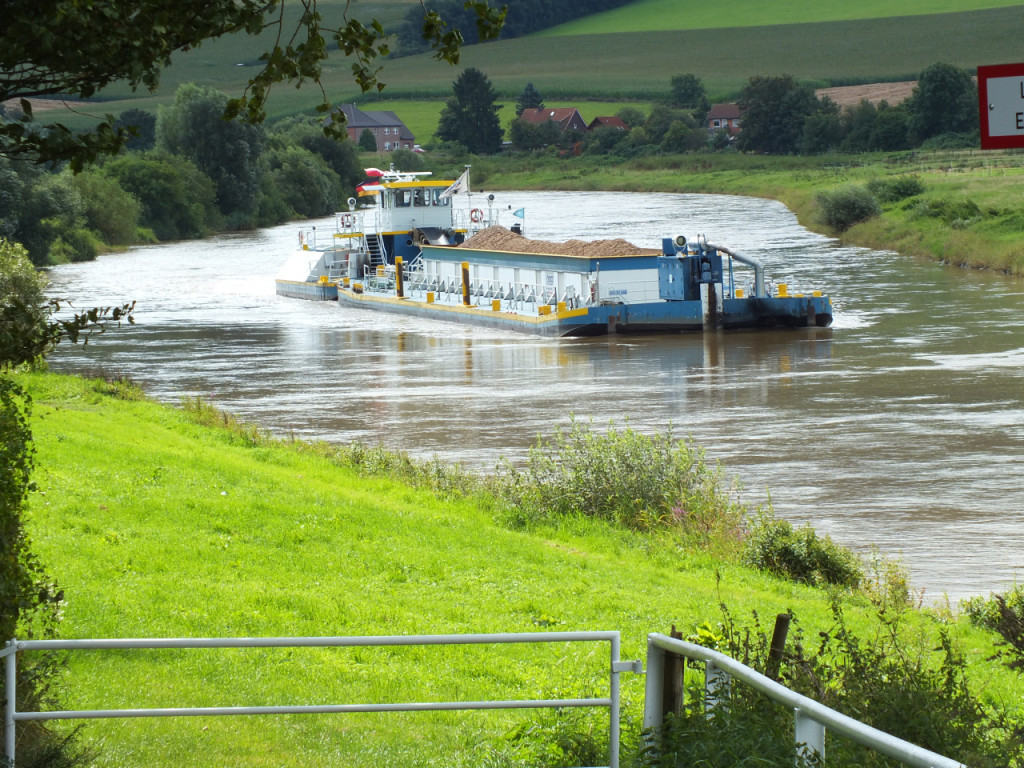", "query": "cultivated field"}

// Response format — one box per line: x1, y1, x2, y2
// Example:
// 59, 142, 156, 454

542, 0, 1024, 35
46, 3, 1023, 131
815, 81, 917, 108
